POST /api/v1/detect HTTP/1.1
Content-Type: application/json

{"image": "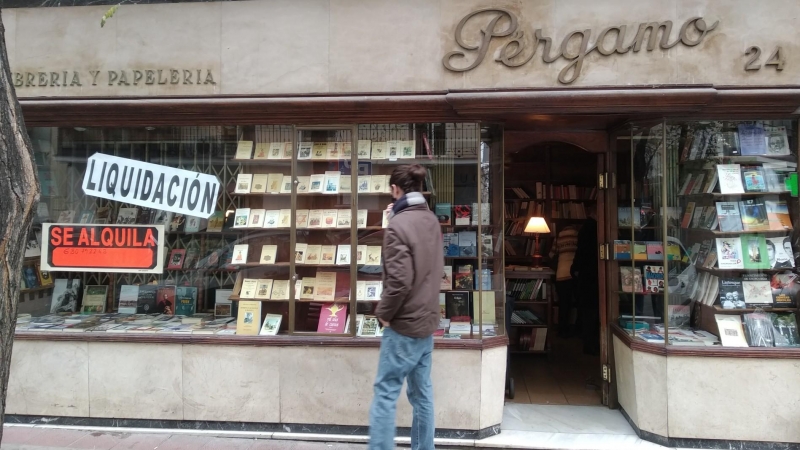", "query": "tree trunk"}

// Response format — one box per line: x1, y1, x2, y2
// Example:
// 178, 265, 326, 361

0, 10, 40, 443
